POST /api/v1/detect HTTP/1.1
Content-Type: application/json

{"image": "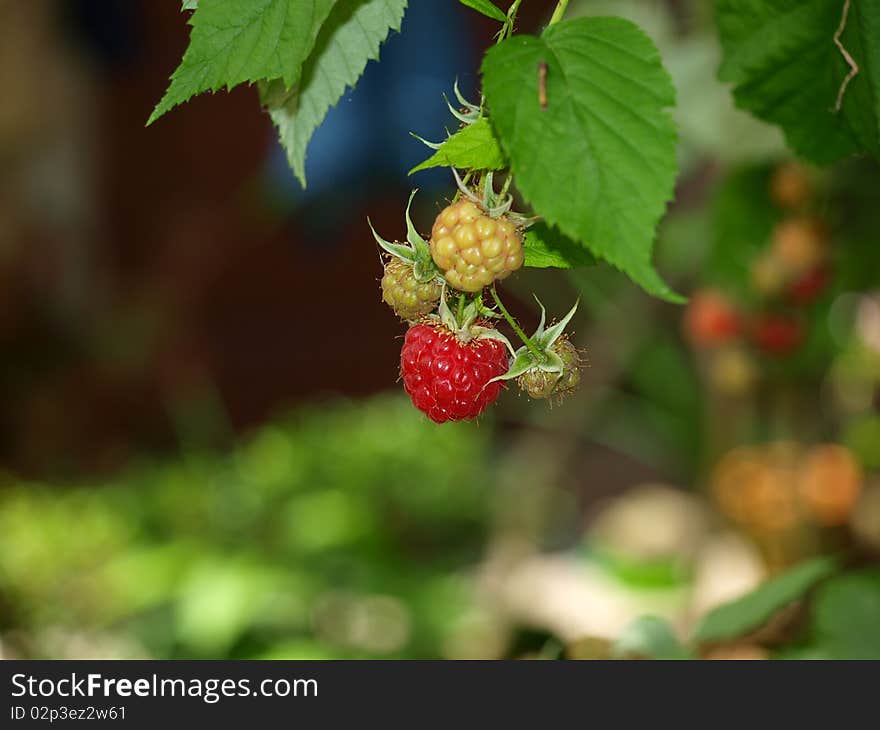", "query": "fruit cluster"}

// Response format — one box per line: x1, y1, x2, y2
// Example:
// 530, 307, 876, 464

371, 183, 581, 423
683, 162, 834, 393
